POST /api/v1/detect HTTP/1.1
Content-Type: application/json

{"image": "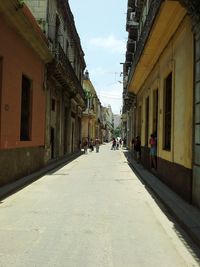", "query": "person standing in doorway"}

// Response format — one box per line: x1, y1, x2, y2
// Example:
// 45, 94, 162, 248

149, 133, 157, 169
